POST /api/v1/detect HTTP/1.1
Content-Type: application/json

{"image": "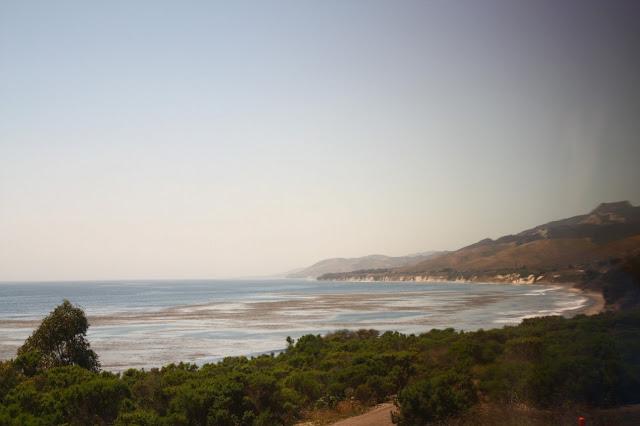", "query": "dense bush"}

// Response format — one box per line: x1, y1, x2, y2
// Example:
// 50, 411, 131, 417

394, 370, 476, 425
0, 303, 639, 425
